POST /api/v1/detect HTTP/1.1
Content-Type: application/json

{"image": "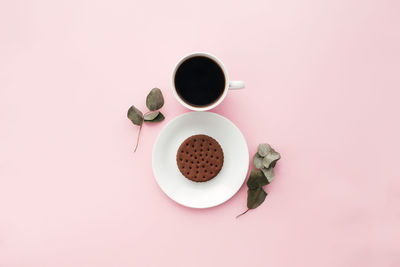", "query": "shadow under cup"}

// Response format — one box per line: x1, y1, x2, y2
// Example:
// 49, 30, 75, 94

174, 56, 226, 108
